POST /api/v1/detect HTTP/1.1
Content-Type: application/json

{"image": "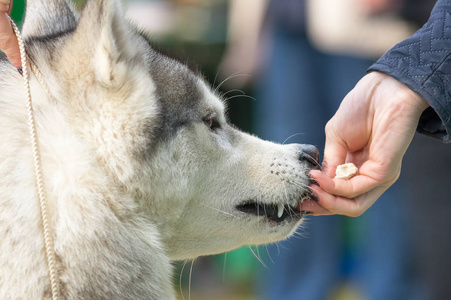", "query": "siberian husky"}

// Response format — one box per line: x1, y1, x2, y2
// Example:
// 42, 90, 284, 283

0, 0, 319, 298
